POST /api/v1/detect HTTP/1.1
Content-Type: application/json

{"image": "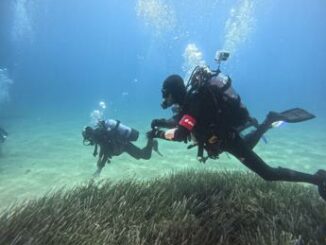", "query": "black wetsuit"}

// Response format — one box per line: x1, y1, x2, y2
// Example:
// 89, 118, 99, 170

127, 142, 154, 160
163, 86, 319, 185
93, 128, 155, 170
